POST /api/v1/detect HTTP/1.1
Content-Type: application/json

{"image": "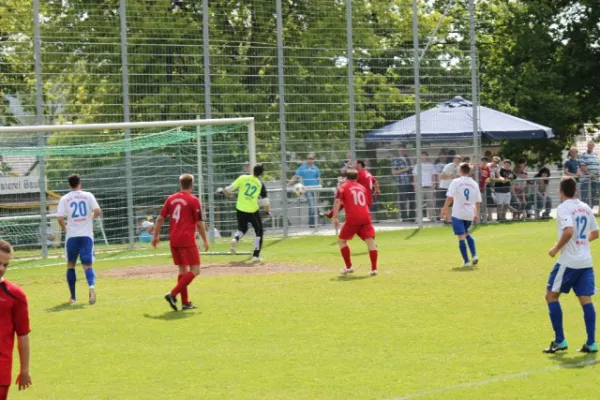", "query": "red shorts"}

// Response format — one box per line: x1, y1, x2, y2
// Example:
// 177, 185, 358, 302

170, 246, 200, 266
0, 385, 8, 400
339, 222, 375, 241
